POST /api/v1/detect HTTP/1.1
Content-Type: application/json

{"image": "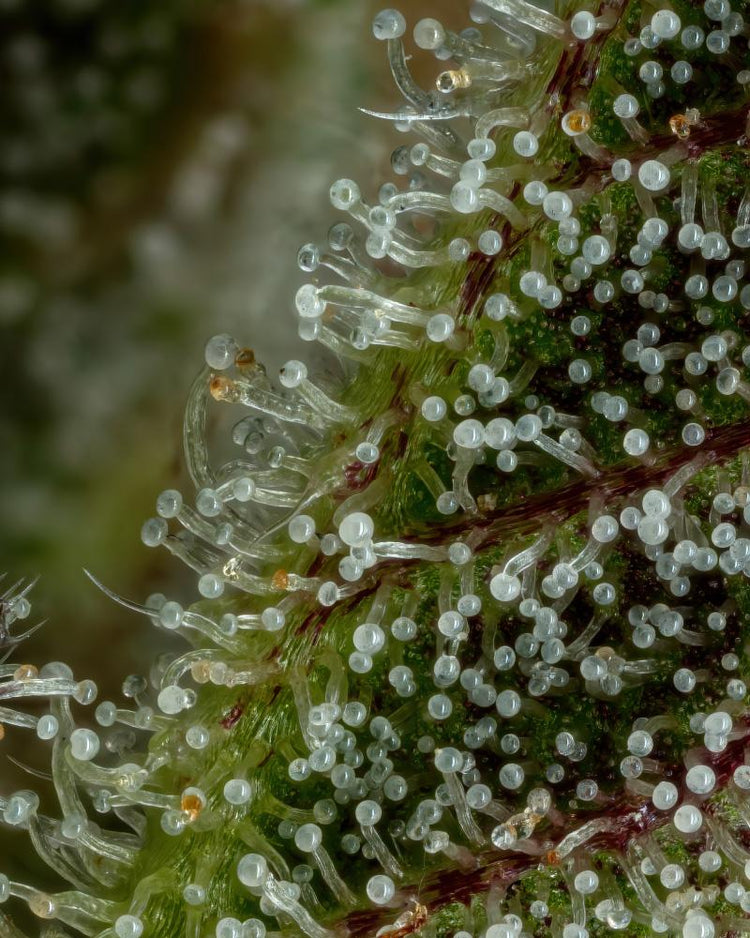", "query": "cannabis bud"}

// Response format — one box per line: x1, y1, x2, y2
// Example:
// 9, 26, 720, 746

3, 3, 750, 938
